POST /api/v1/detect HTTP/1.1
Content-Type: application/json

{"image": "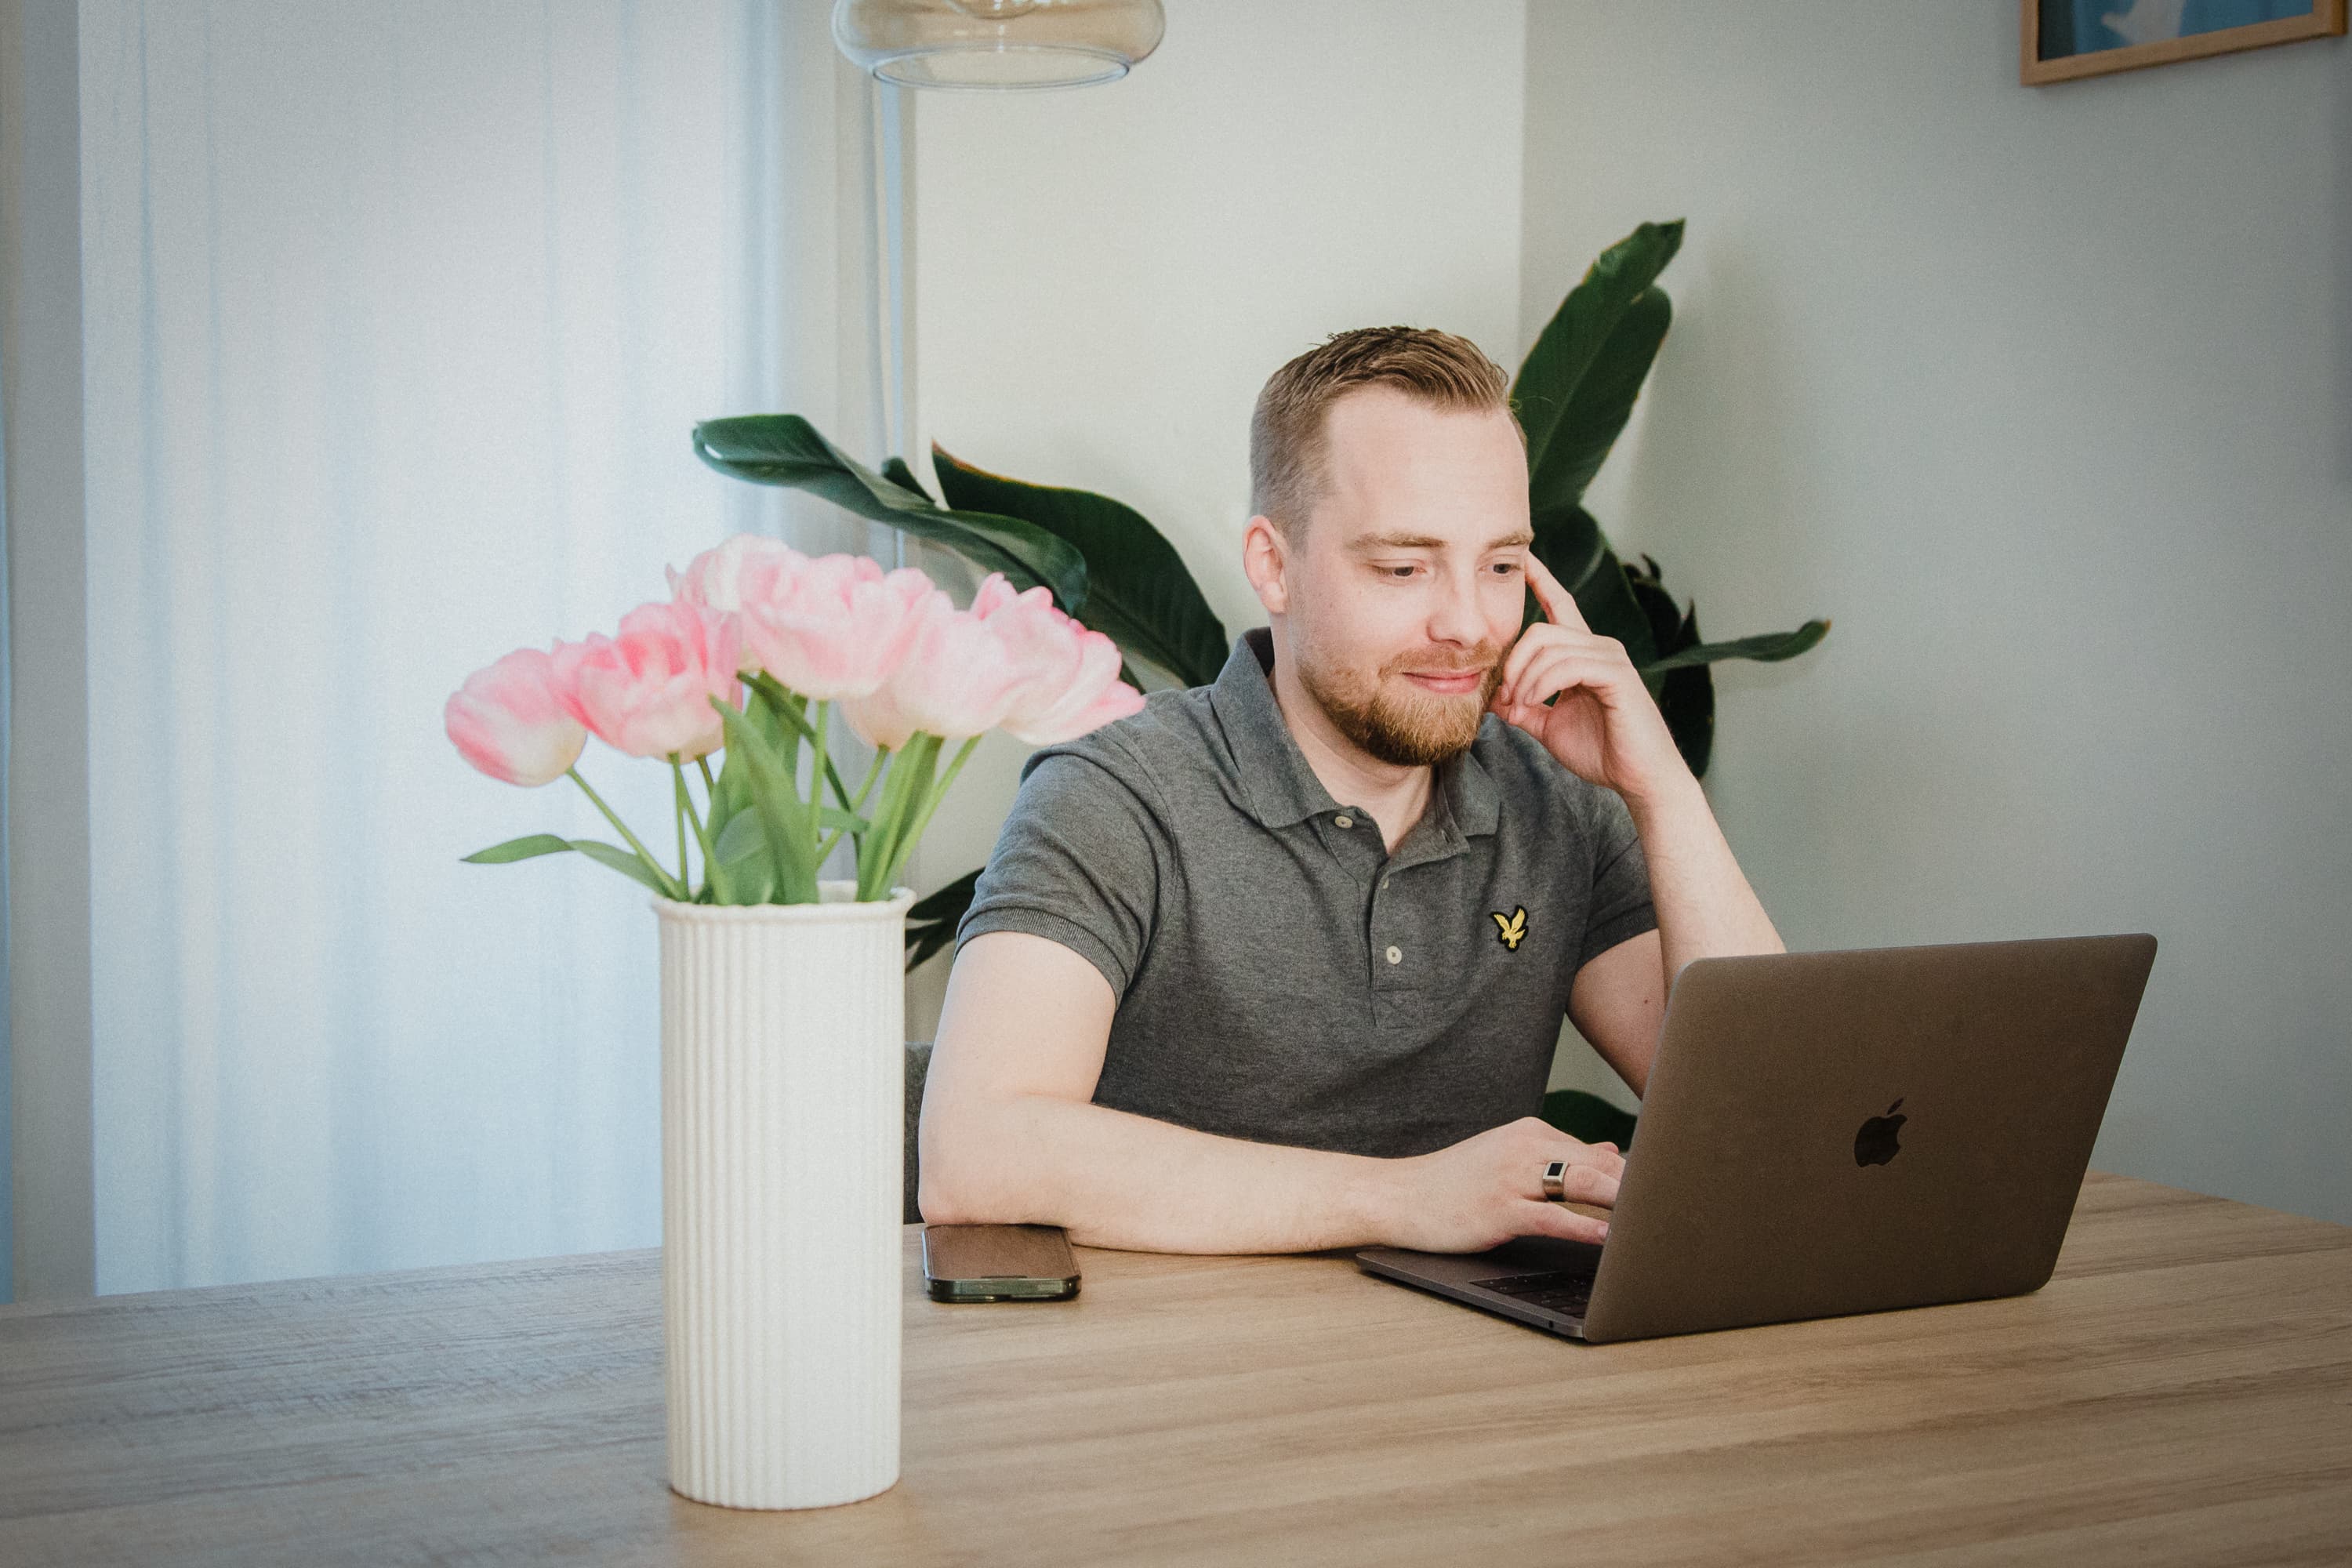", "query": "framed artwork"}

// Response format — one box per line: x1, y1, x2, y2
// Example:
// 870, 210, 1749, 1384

2022, 0, 2346, 83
